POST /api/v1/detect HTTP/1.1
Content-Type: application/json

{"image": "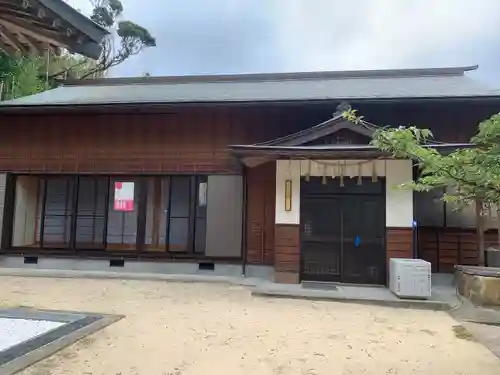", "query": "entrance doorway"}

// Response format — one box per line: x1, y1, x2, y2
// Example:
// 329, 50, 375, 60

300, 177, 386, 284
